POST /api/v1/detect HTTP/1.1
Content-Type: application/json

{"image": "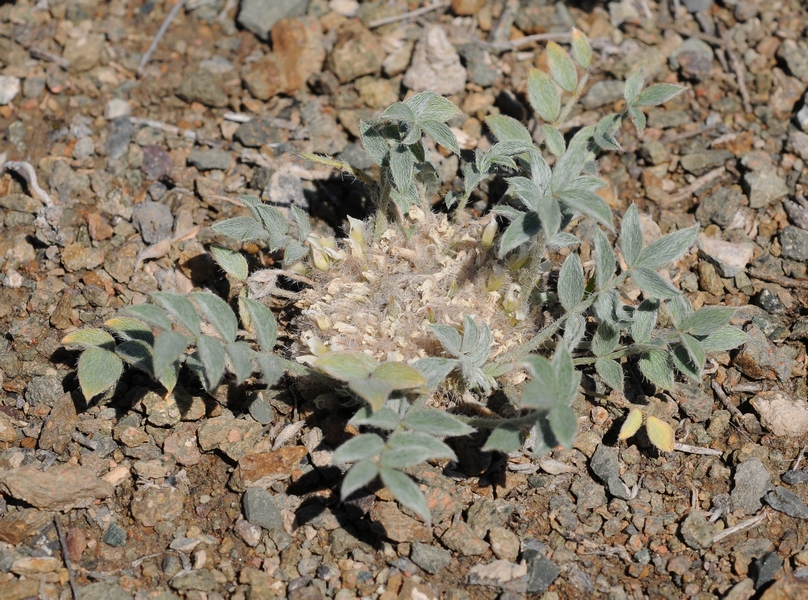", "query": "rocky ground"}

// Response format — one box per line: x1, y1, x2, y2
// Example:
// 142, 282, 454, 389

1, 0, 808, 598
